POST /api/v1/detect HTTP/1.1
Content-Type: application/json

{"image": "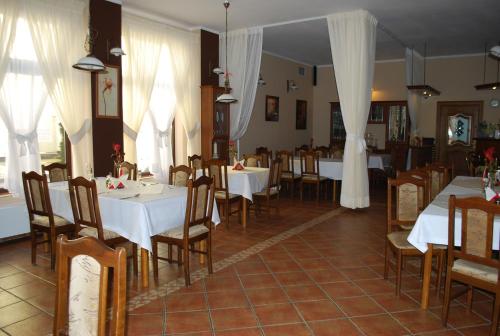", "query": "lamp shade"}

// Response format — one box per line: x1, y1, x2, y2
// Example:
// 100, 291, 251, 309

490, 45, 500, 59
216, 93, 238, 103
110, 47, 126, 57
73, 54, 105, 72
